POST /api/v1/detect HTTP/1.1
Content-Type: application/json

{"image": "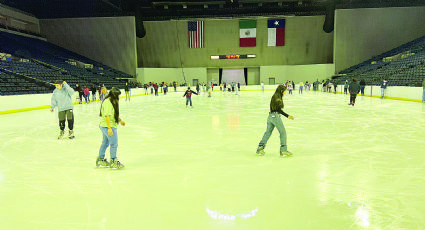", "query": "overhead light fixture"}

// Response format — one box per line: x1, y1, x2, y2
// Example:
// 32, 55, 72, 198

204, 4, 208, 8
183, 4, 187, 9
164, 5, 168, 9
